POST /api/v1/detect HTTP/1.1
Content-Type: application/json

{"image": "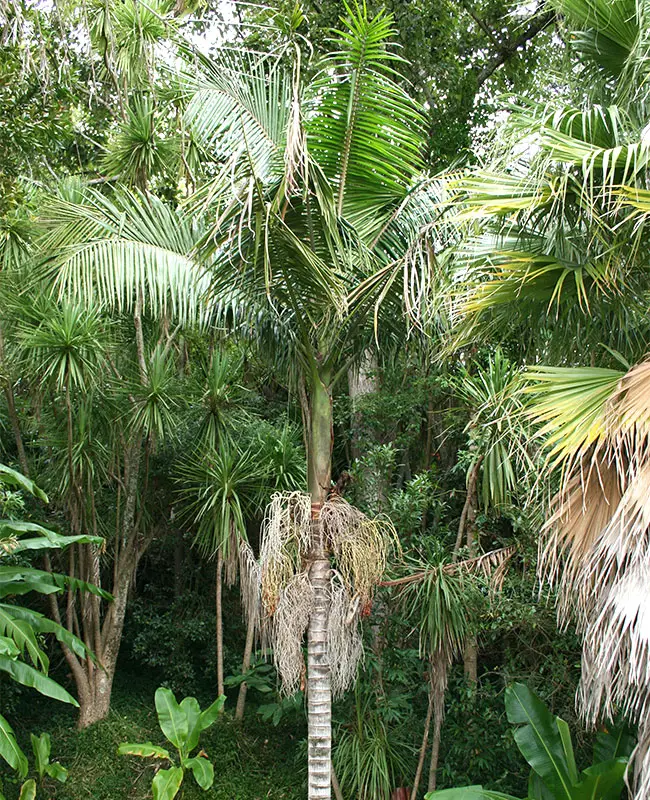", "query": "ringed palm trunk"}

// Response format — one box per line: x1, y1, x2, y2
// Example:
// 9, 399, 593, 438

307, 367, 333, 800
